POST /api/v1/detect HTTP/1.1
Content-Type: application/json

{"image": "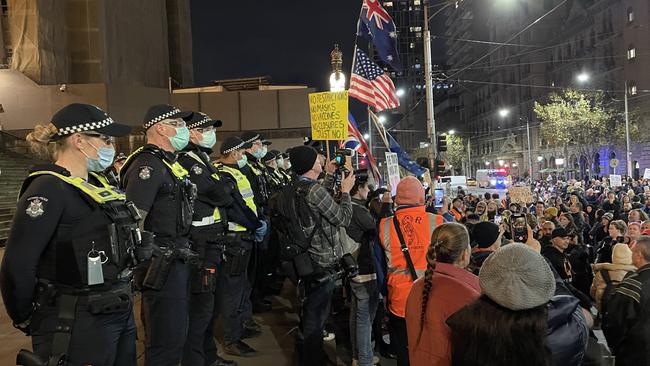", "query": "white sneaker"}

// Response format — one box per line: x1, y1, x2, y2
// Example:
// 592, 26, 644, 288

323, 332, 336, 342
